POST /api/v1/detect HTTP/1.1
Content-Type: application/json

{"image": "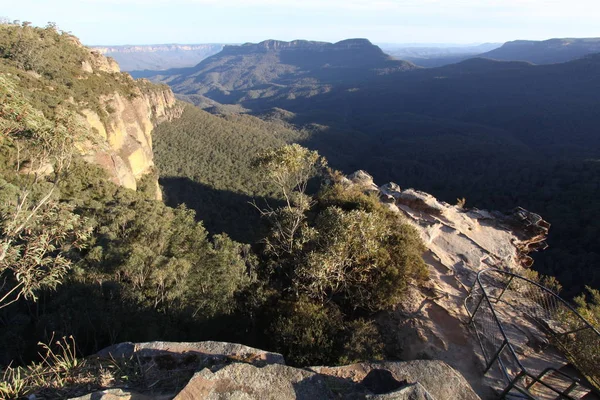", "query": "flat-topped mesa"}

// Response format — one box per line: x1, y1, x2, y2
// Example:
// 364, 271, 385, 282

222, 38, 386, 55
479, 37, 600, 64
333, 38, 380, 50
